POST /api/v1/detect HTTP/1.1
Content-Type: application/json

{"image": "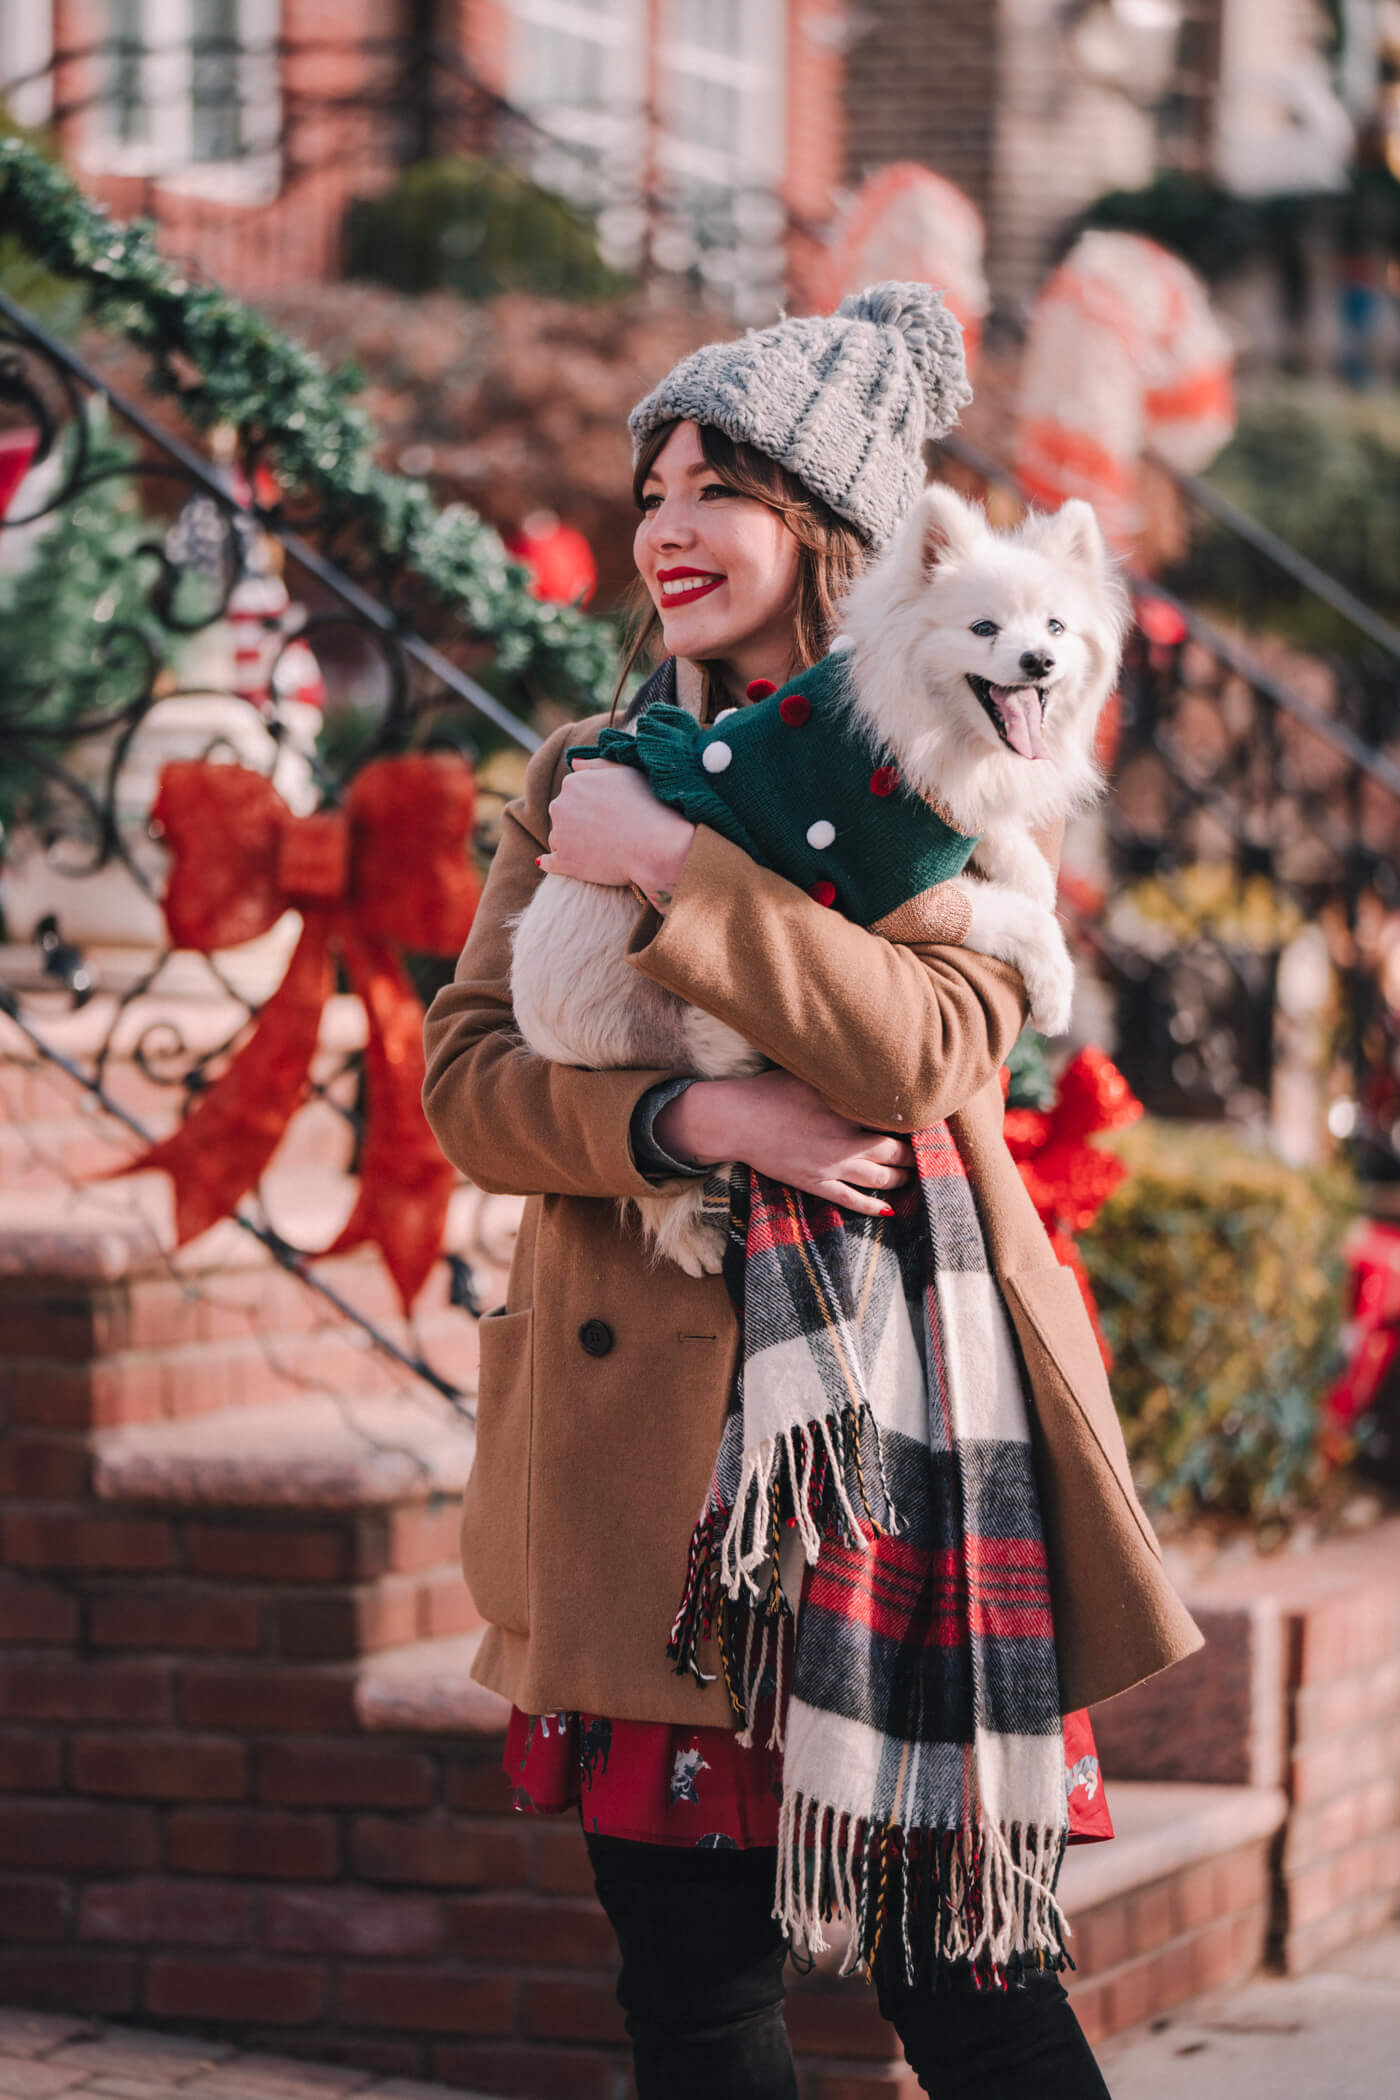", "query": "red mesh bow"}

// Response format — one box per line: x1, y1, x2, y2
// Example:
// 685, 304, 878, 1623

110, 755, 480, 1313
1002, 1046, 1143, 1366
